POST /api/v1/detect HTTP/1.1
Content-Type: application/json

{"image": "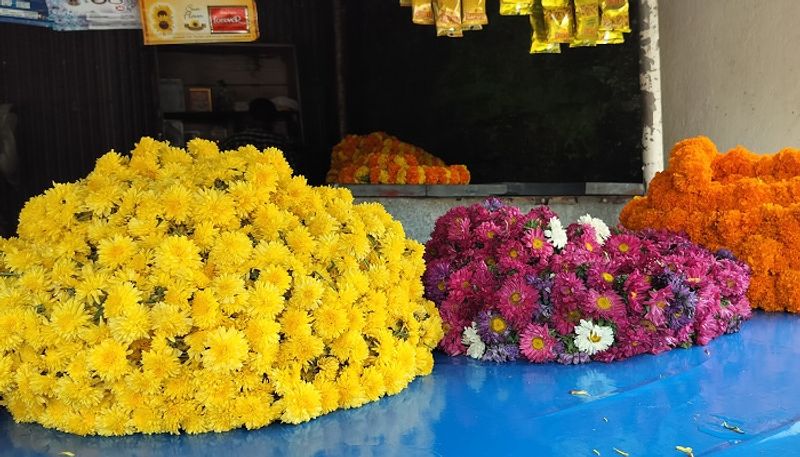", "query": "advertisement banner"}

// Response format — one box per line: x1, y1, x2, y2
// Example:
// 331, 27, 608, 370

140, 0, 258, 45
0, 0, 51, 27
45, 0, 141, 31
